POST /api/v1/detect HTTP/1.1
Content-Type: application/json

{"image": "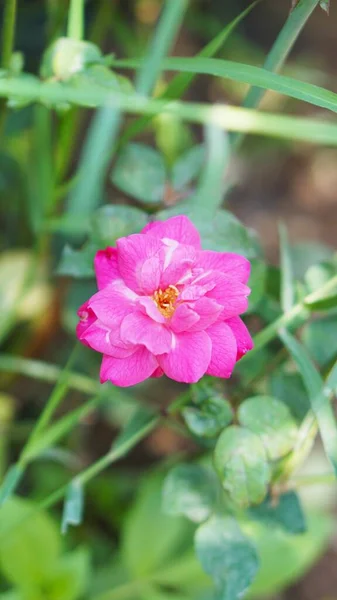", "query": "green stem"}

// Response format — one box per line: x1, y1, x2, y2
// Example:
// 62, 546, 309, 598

1, 0, 17, 69
290, 472, 336, 487
67, 0, 85, 40
0, 353, 99, 395
22, 344, 80, 452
